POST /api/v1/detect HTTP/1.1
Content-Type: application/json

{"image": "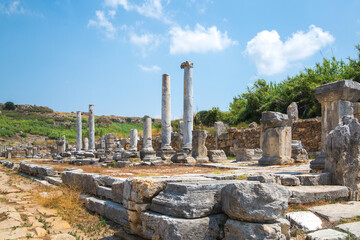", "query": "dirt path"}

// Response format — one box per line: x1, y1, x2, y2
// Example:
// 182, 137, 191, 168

0, 166, 120, 240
